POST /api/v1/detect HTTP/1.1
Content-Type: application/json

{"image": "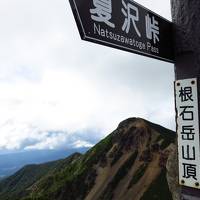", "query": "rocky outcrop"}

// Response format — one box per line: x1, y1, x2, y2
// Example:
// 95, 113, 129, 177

0, 118, 176, 200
